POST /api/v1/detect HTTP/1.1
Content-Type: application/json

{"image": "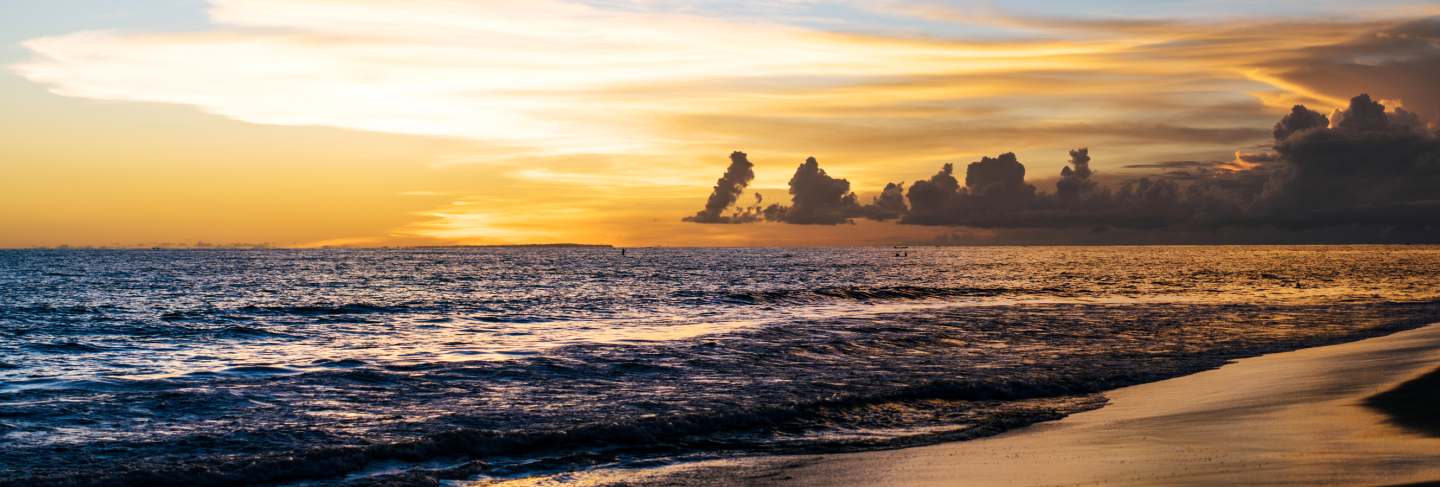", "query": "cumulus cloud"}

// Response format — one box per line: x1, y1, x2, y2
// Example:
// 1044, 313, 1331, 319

895, 153, 1039, 225
1056, 147, 1096, 201
901, 163, 964, 225
686, 93, 1439, 240
861, 182, 908, 221
687, 156, 915, 225
1273, 105, 1329, 141
965, 153, 1037, 209
763, 157, 862, 225
1261, 94, 1440, 226
684, 151, 757, 223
